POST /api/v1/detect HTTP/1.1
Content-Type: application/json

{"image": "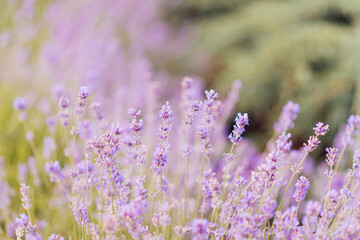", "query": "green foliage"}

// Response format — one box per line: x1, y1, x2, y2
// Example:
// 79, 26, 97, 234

177, 0, 360, 150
